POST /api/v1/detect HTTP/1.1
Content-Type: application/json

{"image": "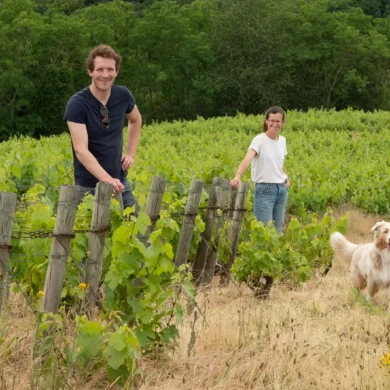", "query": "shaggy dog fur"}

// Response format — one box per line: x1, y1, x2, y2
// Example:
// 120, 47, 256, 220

330, 221, 390, 310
